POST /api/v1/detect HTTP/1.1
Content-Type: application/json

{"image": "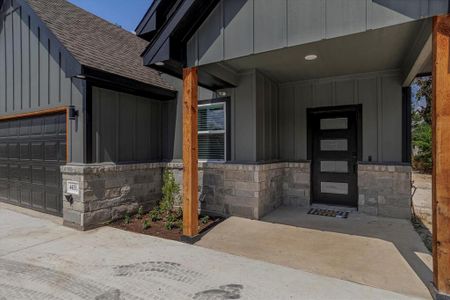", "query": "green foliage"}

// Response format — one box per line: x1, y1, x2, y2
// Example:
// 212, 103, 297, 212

149, 208, 161, 222
143, 220, 151, 230
412, 119, 432, 172
160, 170, 180, 213
200, 216, 210, 225
412, 76, 432, 173
415, 77, 432, 126
123, 213, 130, 225
136, 206, 144, 219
